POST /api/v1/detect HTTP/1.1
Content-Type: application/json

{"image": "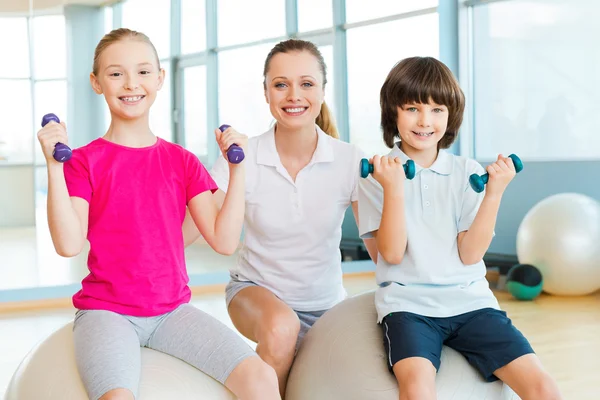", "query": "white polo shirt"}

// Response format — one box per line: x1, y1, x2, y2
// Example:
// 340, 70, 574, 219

358, 144, 500, 322
211, 125, 363, 311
